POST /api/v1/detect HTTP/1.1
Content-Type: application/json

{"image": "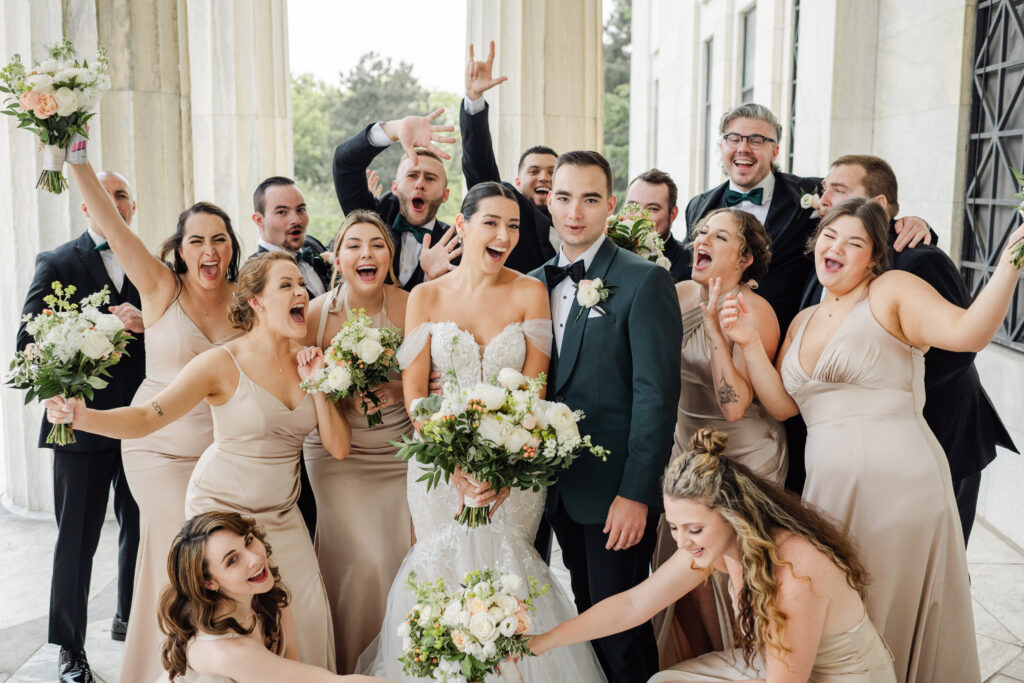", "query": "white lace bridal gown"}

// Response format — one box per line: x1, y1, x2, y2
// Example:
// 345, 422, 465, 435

356, 320, 608, 682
